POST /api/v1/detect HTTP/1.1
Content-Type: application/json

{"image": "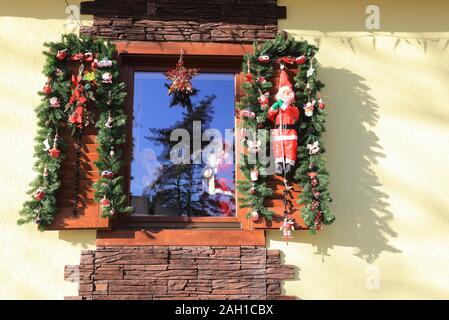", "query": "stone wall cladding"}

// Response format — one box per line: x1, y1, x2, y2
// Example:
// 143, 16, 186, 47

65, 246, 296, 300
79, 0, 286, 42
